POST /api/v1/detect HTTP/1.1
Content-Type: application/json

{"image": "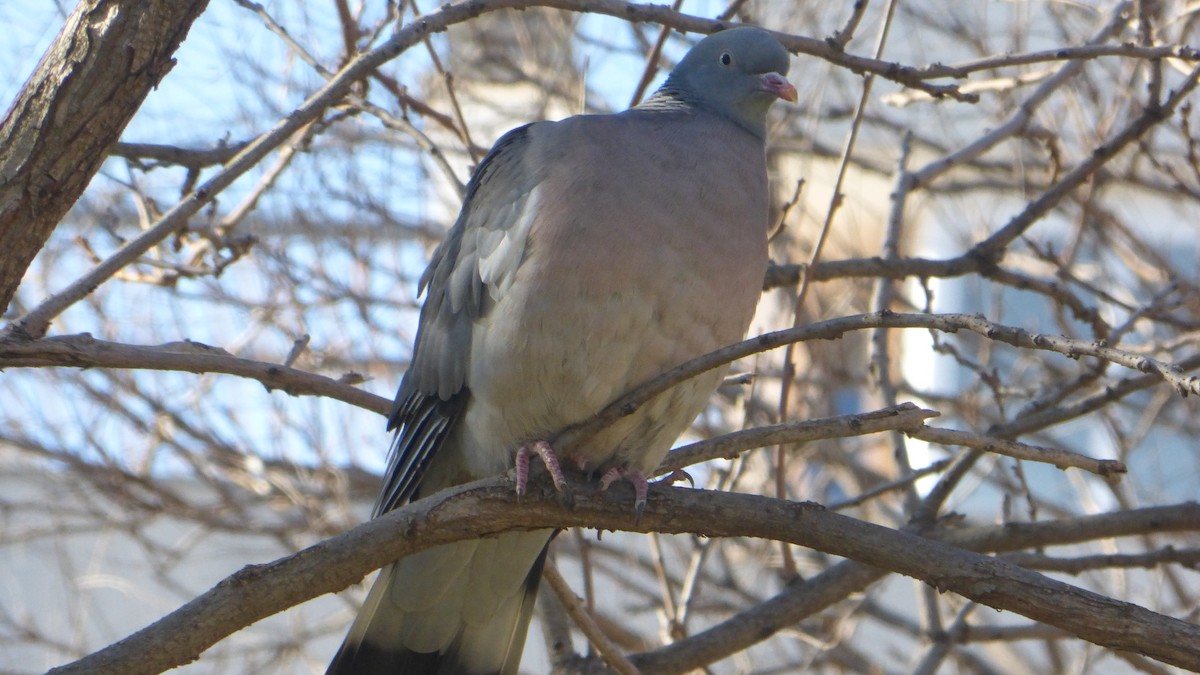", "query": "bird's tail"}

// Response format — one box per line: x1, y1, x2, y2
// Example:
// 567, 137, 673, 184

327, 530, 552, 675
